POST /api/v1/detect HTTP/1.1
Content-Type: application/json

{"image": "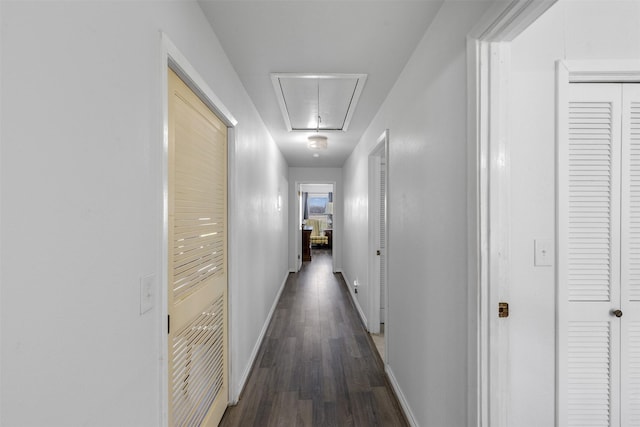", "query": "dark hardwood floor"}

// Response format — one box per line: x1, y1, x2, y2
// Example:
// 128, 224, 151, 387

220, 249, 409, 427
